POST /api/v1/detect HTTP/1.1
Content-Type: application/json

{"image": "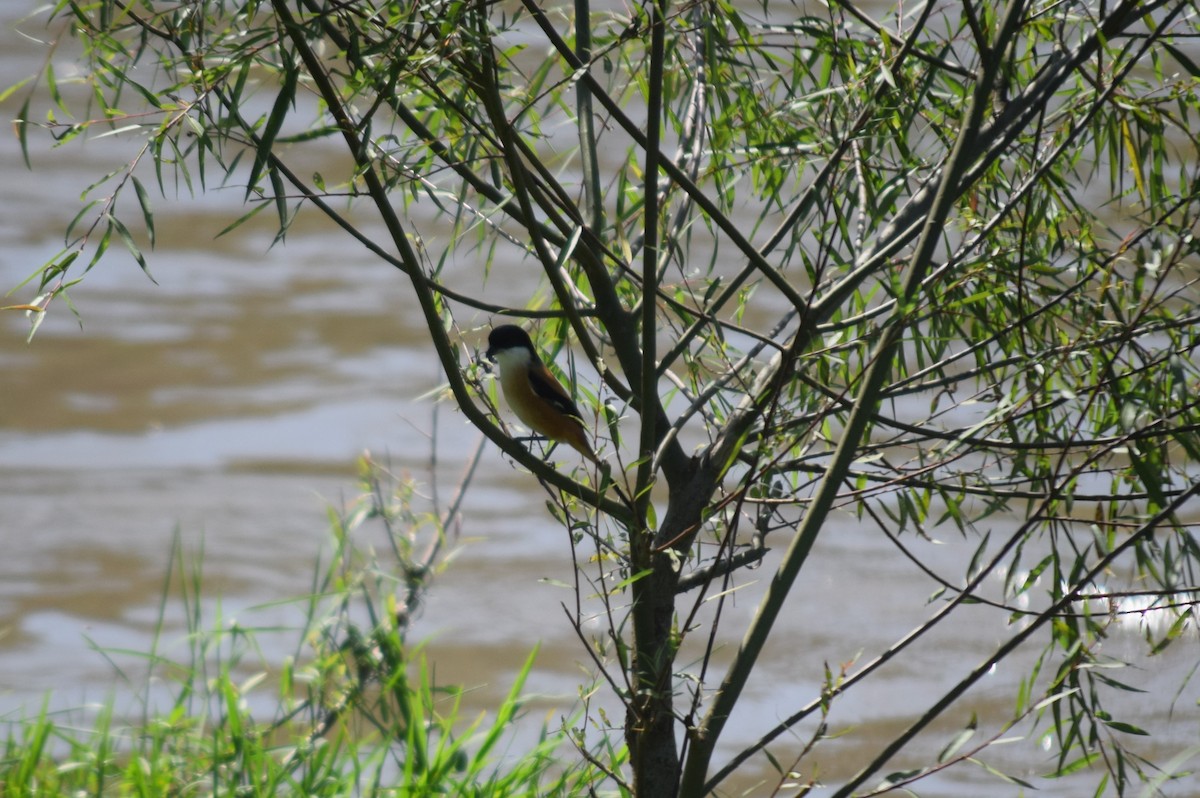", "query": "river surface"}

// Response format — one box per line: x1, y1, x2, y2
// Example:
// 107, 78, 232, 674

2, 5, 1198, 796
